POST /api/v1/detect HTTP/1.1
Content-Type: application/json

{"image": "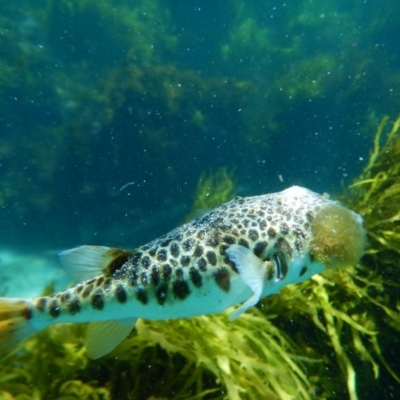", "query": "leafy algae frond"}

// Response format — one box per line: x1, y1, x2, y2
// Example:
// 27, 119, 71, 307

192, 167, 236, 211
348, 114, 400, 252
